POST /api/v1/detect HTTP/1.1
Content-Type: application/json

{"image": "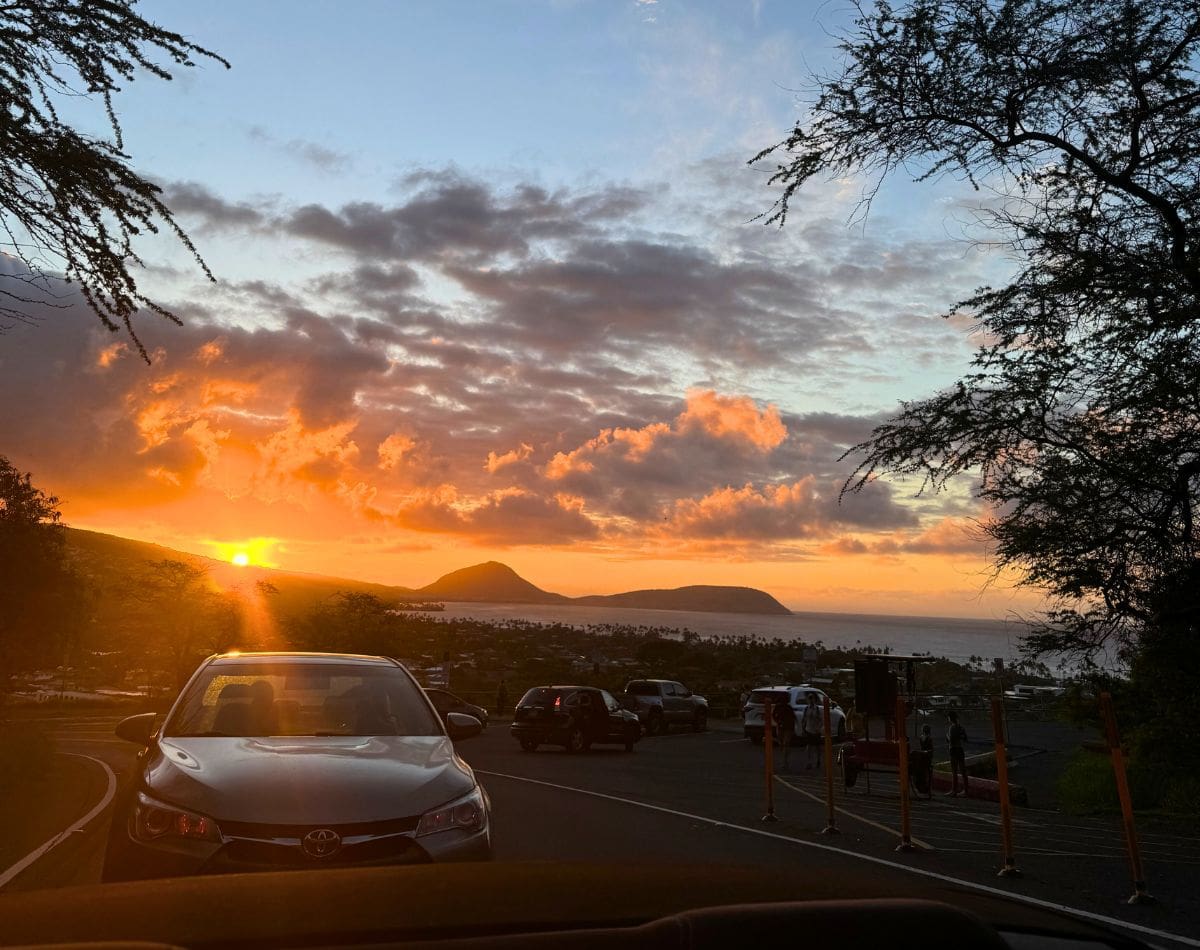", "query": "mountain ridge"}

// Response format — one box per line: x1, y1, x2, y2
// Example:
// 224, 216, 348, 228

64, 529, 791, 616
